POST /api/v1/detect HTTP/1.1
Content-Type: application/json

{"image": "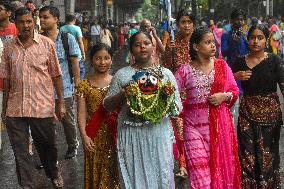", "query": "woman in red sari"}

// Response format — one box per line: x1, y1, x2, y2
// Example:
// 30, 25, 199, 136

76, 43, 120, 189
175, 26, 241, 188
